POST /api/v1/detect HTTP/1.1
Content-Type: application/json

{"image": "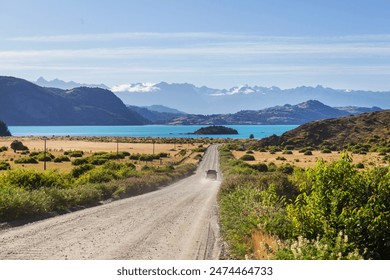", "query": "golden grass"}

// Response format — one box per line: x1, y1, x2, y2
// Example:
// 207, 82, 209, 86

232, 150, 385, 168
251, 230, 281, 260
0, 137, 205, 172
